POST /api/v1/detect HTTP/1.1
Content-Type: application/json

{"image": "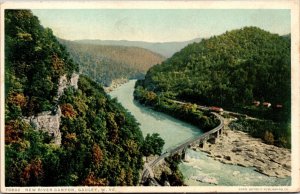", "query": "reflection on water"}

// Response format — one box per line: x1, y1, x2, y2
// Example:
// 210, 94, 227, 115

109, 79, 291, 186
